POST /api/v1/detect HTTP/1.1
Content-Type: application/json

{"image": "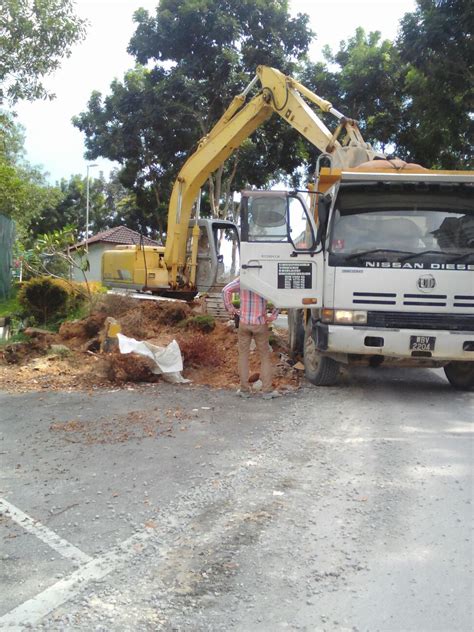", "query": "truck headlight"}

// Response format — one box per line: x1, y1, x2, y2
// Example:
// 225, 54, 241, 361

323, 309, 368, 324
353, 311, 368, 324
334, 310, 354, 324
